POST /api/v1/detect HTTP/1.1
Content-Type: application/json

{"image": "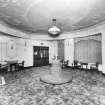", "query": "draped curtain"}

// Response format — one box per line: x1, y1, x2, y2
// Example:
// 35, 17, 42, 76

57, 40, 64, 60
74, 34, 102, 63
